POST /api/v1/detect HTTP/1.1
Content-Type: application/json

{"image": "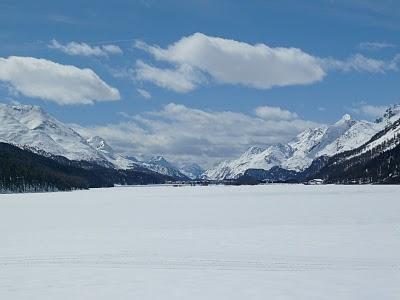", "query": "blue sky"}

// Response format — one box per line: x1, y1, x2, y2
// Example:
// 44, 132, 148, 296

1, 0, 400, 166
